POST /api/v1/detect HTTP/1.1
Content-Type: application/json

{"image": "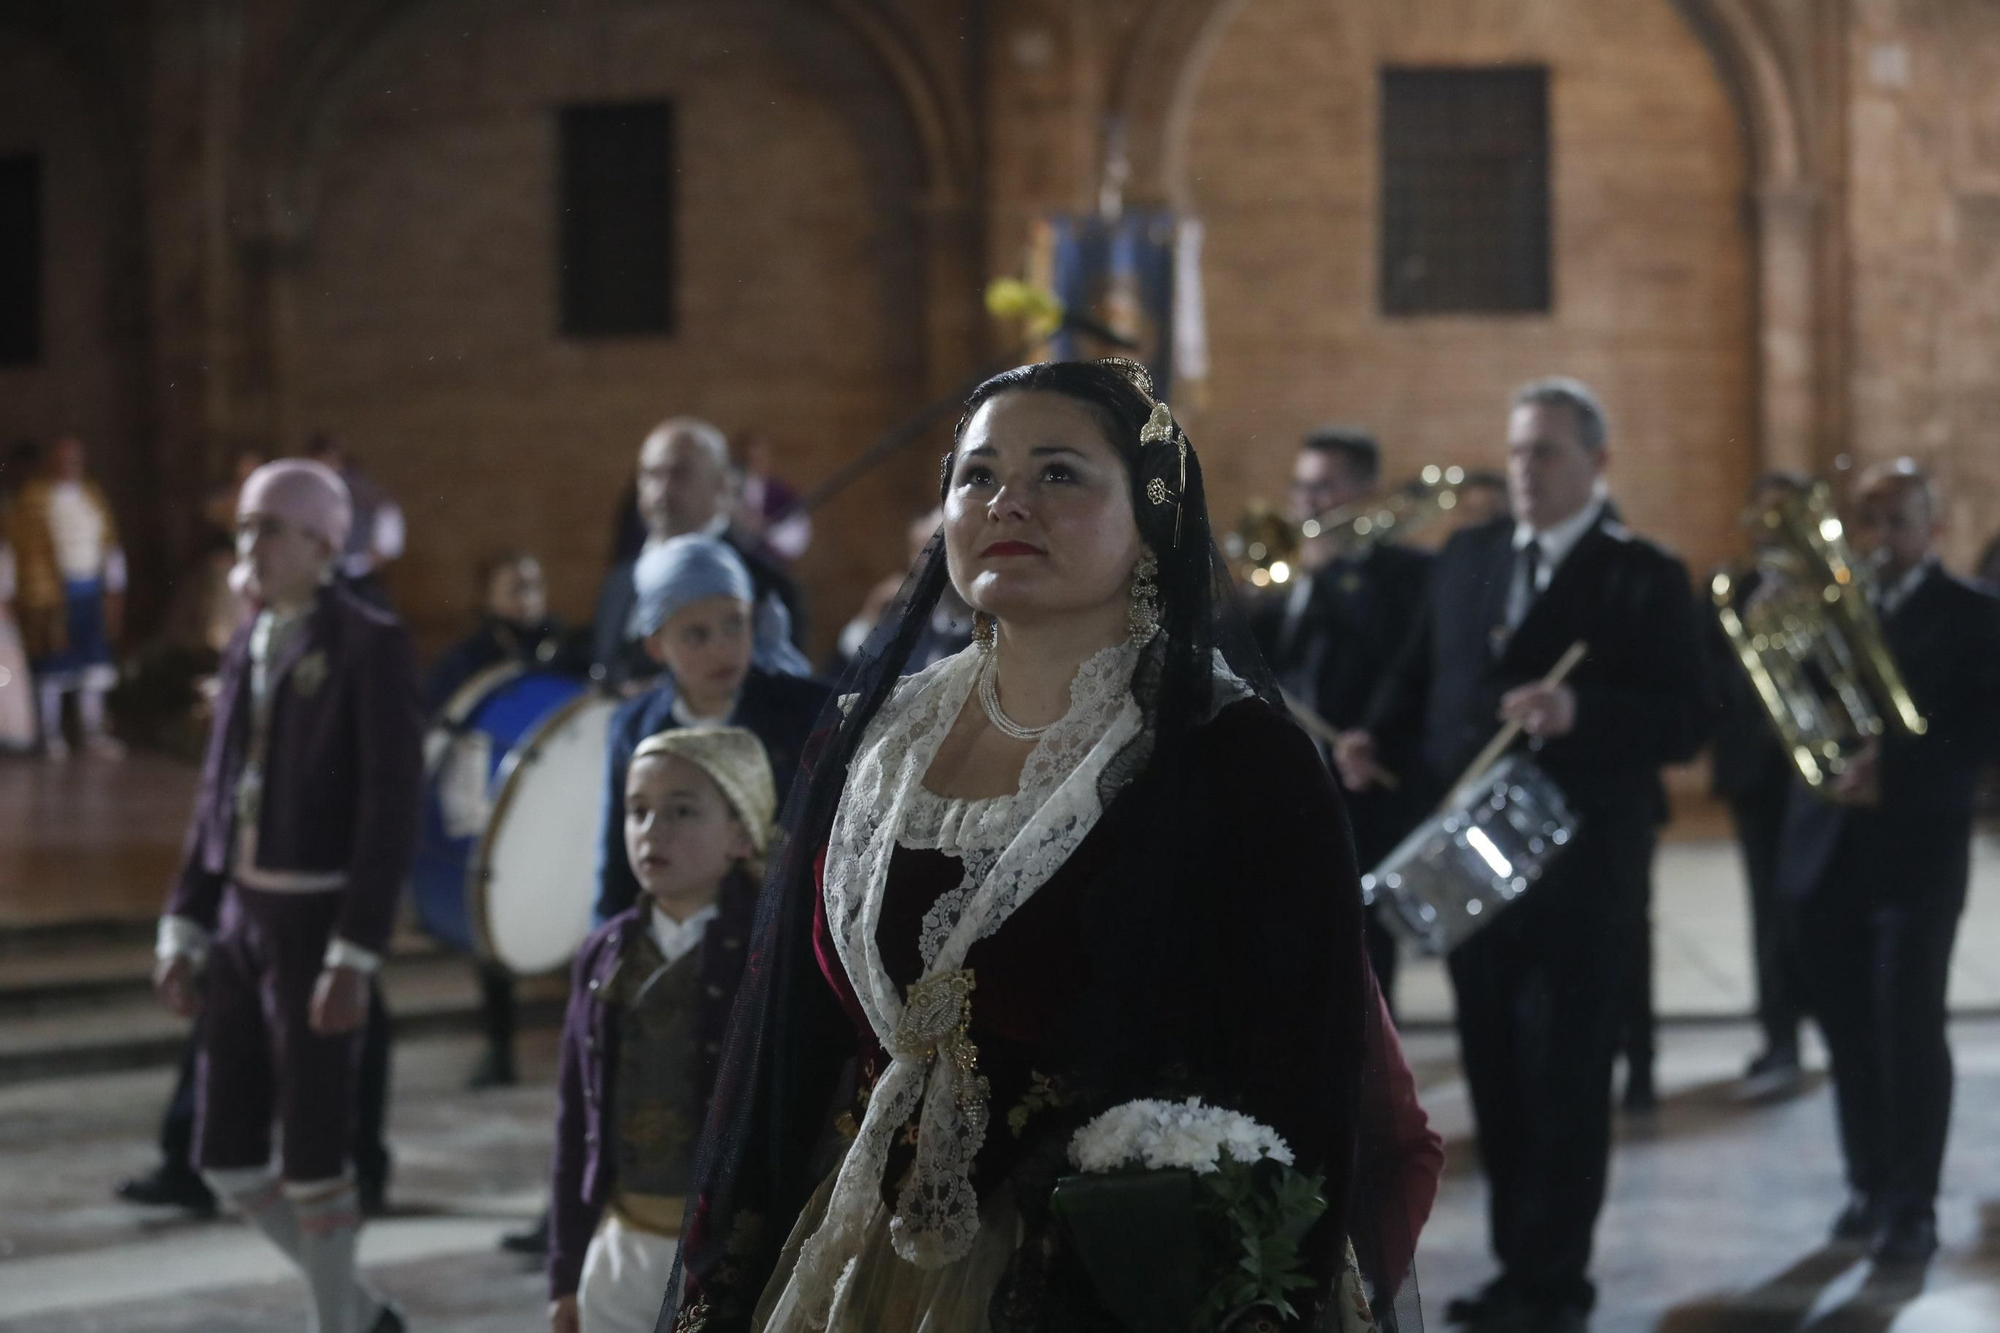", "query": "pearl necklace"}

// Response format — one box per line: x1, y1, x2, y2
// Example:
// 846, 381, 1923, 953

977, 652, 1055, 741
